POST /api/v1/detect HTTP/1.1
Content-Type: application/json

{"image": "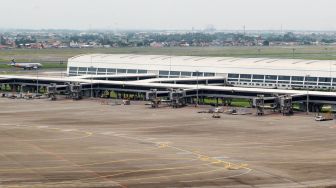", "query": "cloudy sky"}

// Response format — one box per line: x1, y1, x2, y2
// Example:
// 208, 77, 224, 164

1, 0, 335, 30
